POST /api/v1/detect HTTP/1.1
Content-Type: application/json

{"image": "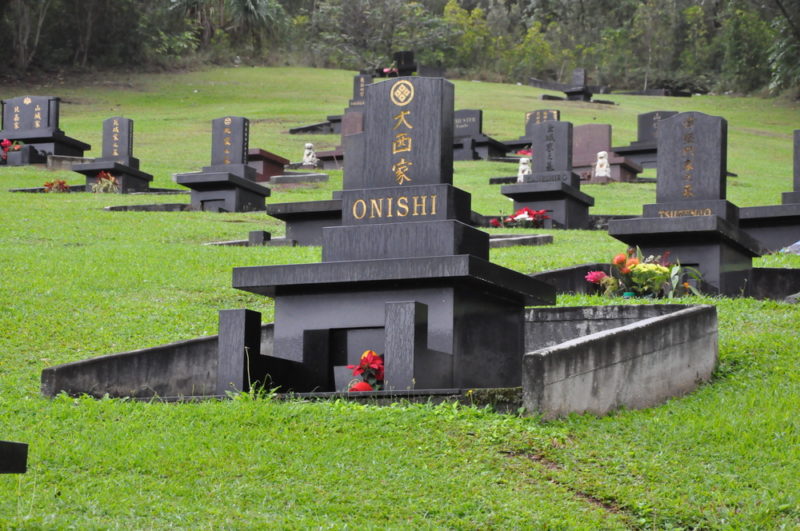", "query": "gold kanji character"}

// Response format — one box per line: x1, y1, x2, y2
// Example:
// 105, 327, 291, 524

392, 132, 412, 154
393, 110, 413, 130
683, 183, 694, 197
392, 158, 413, 184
